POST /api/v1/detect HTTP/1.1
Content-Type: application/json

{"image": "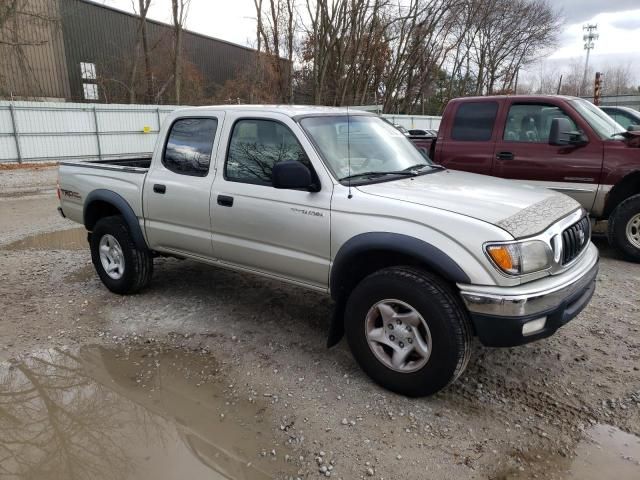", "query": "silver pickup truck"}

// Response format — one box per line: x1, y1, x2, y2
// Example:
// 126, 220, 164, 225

58, 105, 599, 396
